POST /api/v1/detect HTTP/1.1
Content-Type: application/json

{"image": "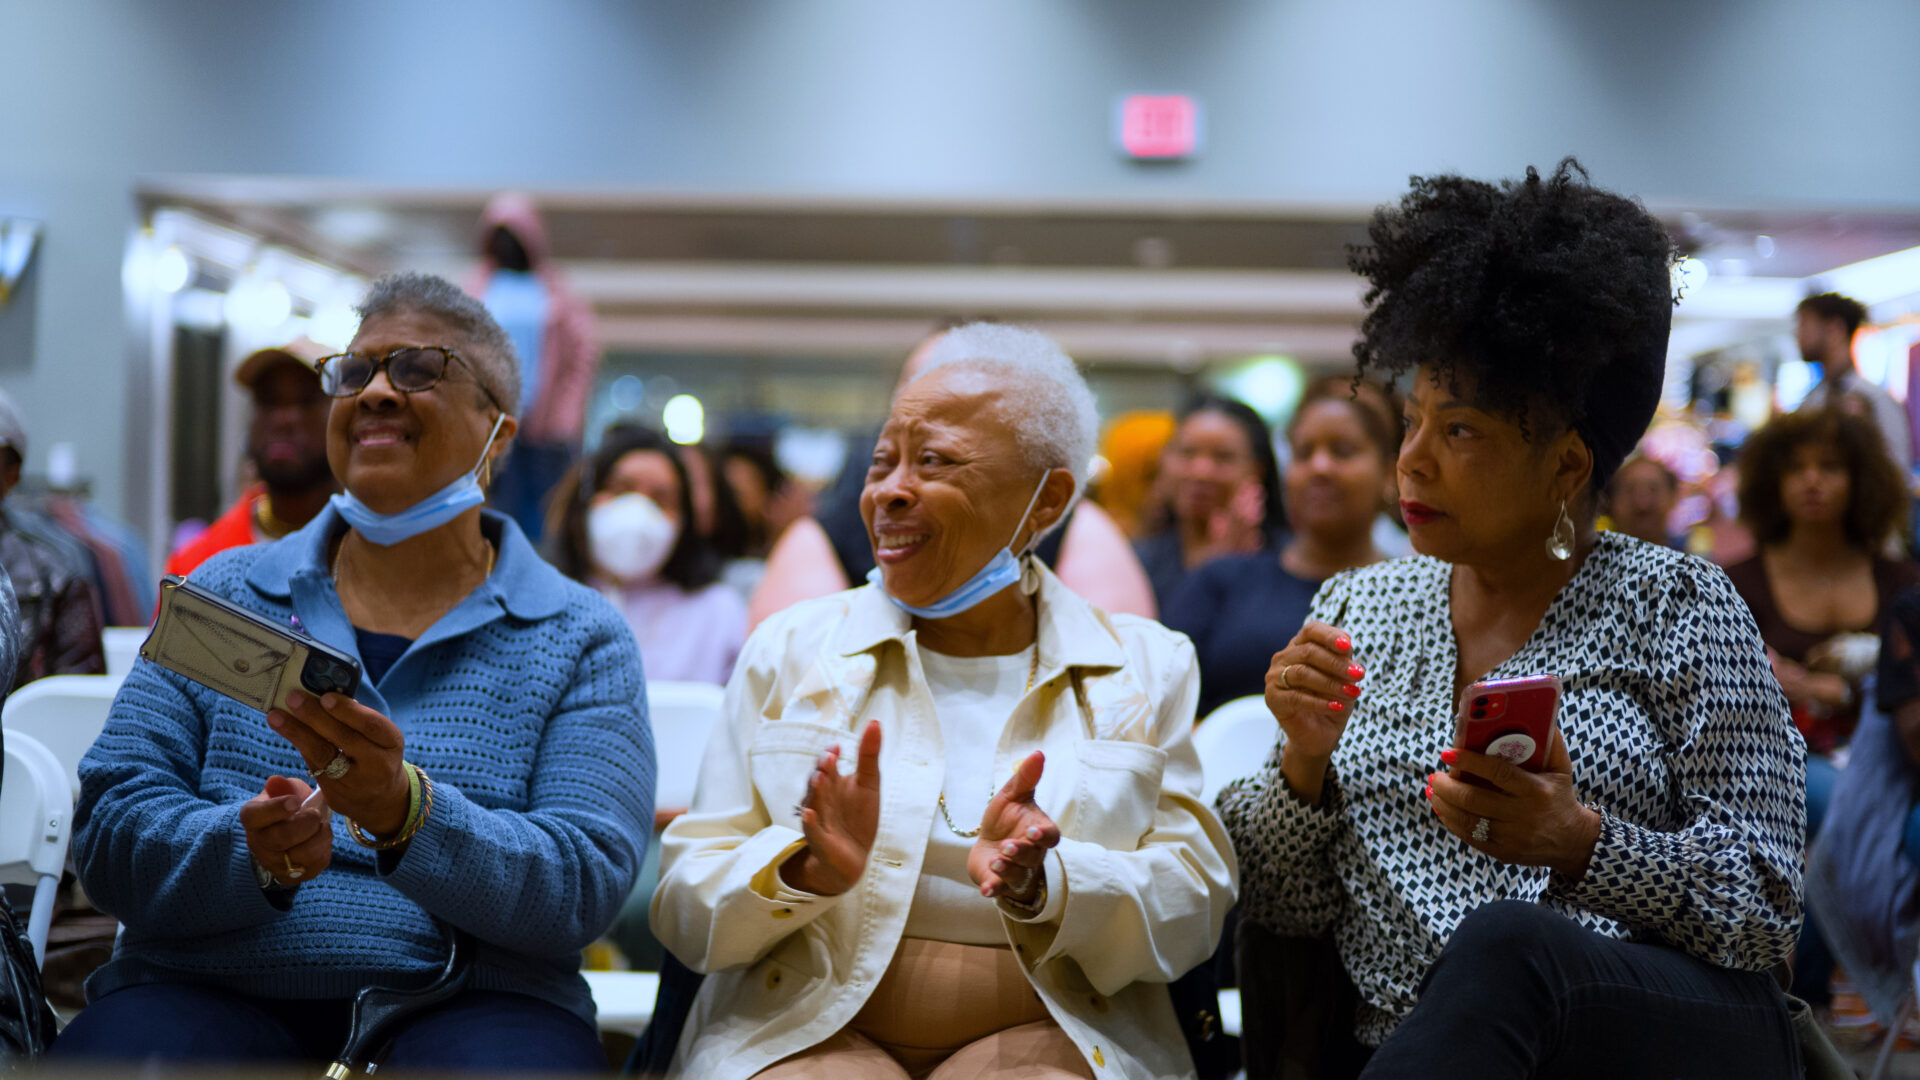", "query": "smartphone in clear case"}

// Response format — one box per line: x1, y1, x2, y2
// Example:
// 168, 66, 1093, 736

142, 575, 361, 714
